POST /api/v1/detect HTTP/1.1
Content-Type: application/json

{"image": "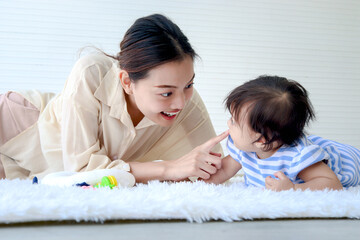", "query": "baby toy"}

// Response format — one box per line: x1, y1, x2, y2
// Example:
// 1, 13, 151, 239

41, 169, 135, 188
94, 175, 118, 189
71, 175, 118, 189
